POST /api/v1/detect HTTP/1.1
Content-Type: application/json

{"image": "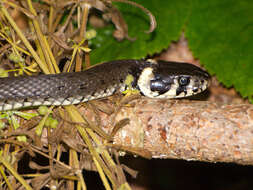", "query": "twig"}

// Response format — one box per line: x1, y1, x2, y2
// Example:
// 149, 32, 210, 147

79, 98, 253, 165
